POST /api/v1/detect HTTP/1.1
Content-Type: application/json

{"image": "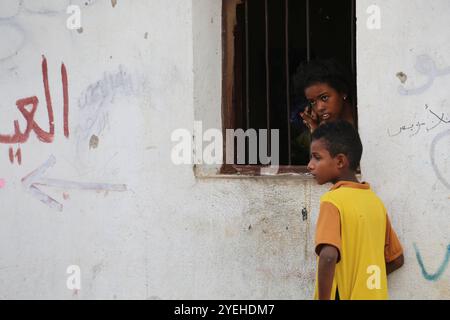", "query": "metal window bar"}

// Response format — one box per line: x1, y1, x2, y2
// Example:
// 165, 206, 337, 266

264, 0, 271, 157
351, 0, 356, 74
238, 0, 355, 167
245, 0, 250, 131
245, 0, 250, 164
285, 0, 291, 165
350, 0, 357, 128
306, 0, 310, 62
